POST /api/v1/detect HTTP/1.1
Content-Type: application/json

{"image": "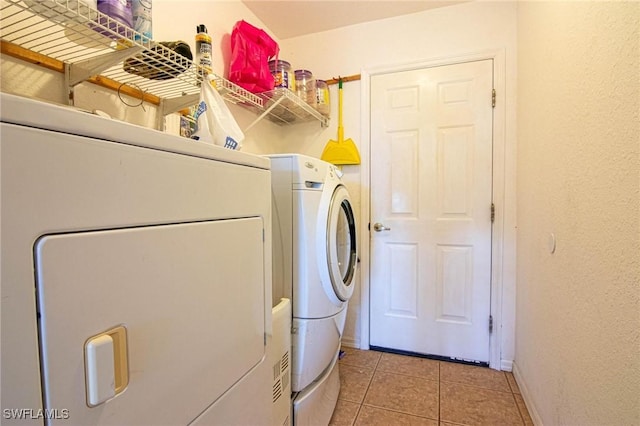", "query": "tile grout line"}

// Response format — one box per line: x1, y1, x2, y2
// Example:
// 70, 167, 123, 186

512, 392, 526, 426
438, 361, 442, 424
351, 353, 382, 425
504, 371, 526, 426
360, 402, 441, 421
508, 372, 527, 426
504, 371, 527, 426
438, 379, 513, 394
350, 400, 363, 426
